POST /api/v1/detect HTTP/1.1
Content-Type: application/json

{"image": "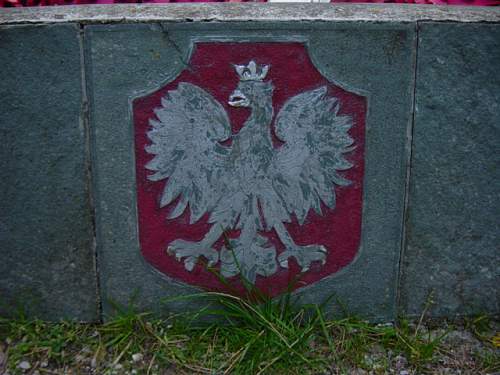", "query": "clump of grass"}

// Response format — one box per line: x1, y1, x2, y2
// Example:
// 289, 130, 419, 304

157, 254, 332, 374
173, 292, 329, 373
